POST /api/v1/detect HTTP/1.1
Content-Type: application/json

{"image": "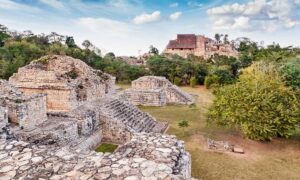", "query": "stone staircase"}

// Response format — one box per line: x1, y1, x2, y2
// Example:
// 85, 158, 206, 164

99, 97, 167, 133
